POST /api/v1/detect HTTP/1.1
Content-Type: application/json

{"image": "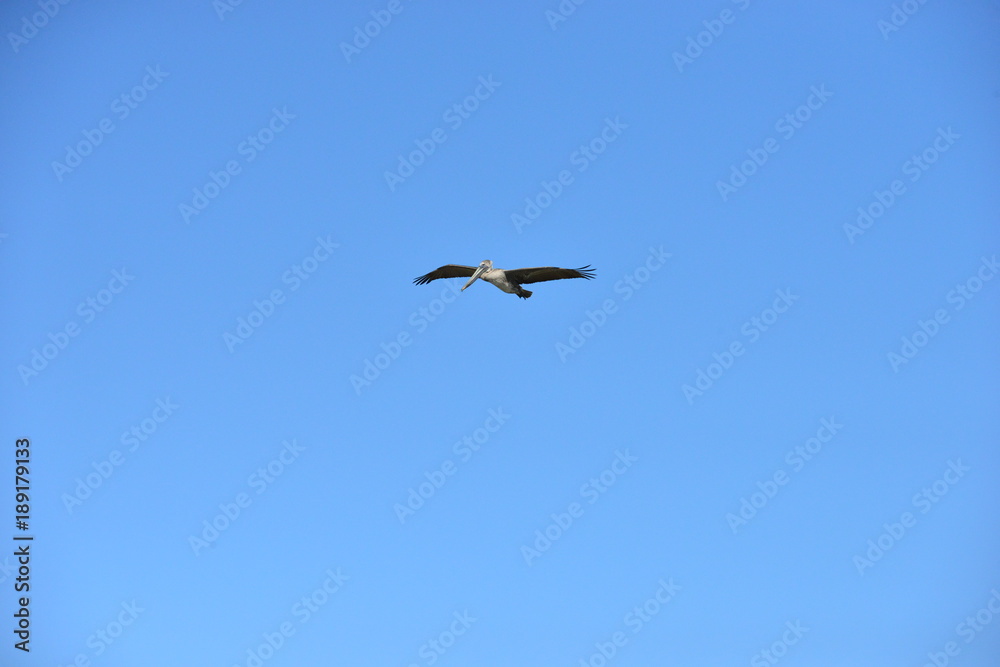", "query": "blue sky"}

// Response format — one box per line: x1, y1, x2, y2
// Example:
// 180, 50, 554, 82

2, 1, 999, 665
